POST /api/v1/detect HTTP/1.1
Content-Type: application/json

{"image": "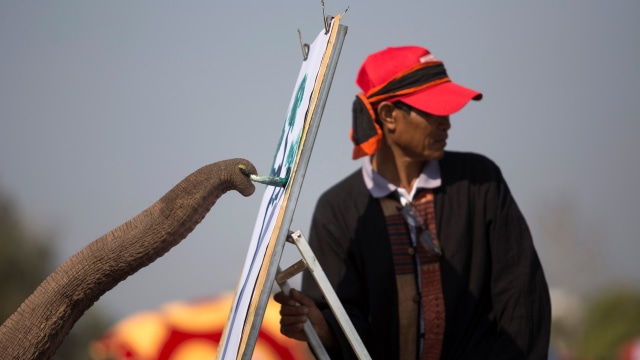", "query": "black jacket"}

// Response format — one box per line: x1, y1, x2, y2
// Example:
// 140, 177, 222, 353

301, 151, 551, 359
